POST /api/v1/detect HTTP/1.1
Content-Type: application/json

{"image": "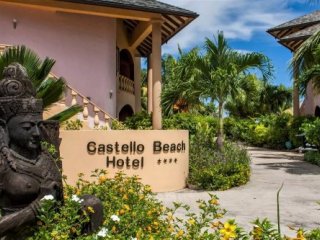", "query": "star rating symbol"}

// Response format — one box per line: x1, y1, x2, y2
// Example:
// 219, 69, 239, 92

157, 158, 178, 165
